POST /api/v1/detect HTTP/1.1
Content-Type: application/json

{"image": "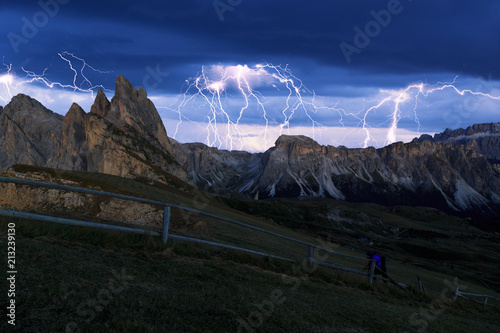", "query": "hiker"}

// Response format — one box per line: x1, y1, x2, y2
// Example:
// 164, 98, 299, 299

366, 251, 387, 282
